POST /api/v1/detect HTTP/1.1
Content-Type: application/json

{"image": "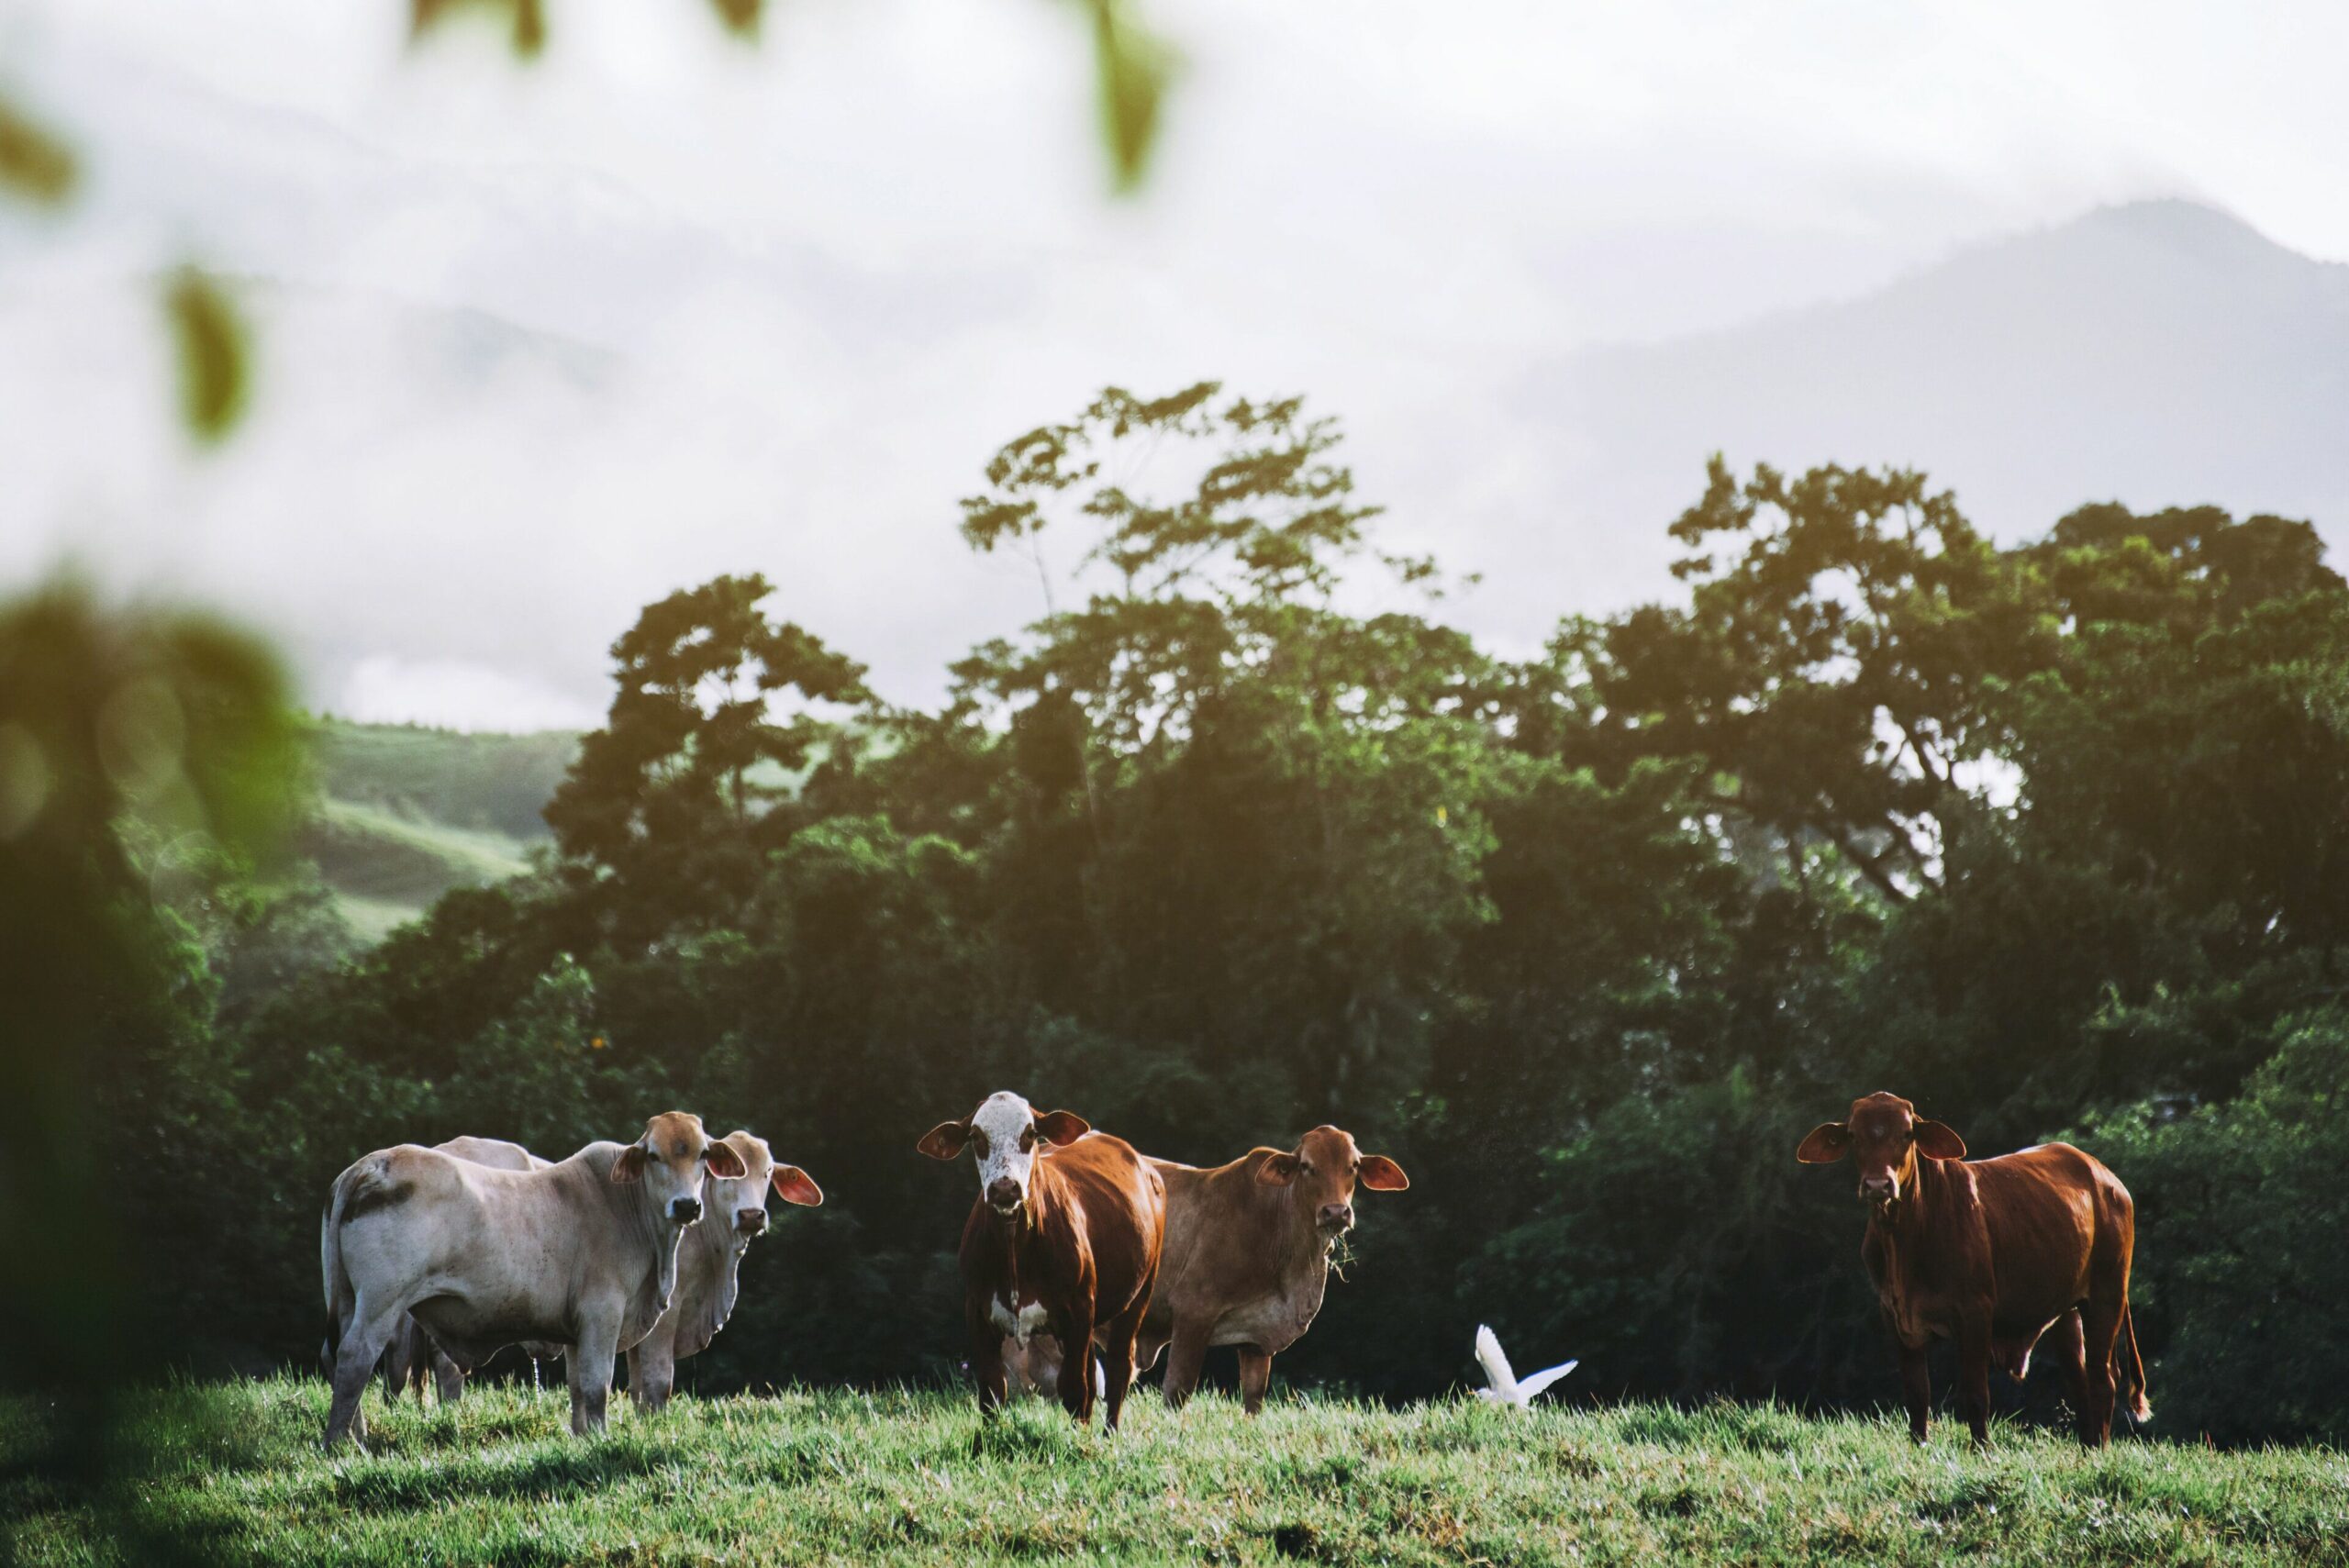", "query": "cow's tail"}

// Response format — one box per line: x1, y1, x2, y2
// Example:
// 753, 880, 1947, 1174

2119, 1304, 2152, 1423
319, 1171, 357, 1379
